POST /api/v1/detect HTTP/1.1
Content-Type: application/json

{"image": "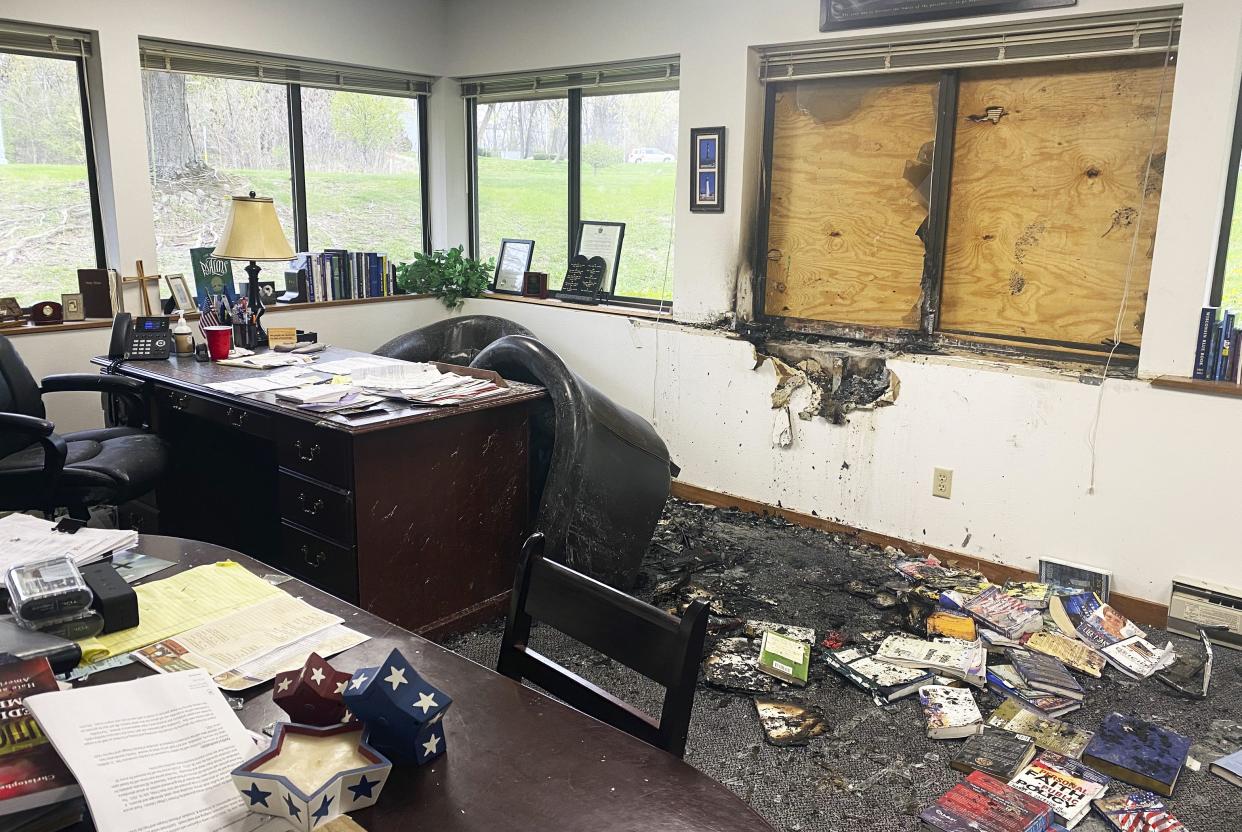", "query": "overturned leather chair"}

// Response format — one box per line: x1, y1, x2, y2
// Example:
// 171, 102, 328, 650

472, 335, 676, 590
374, 315, 534, 365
